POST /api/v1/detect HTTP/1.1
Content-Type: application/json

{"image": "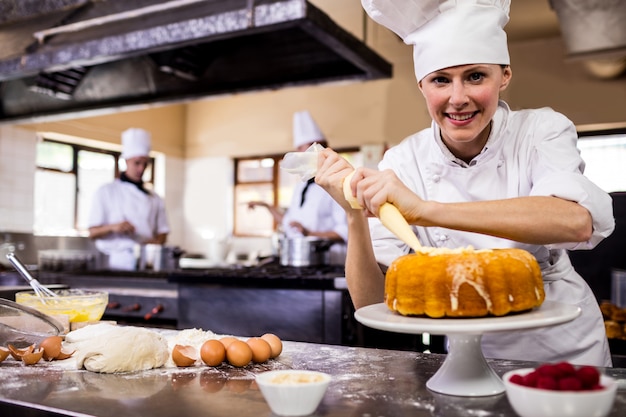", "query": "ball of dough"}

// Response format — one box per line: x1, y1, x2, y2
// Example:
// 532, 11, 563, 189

65, 323, 169, 373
